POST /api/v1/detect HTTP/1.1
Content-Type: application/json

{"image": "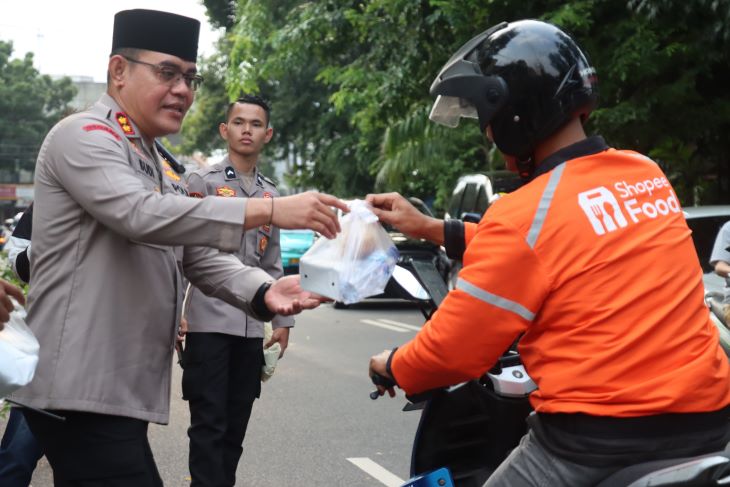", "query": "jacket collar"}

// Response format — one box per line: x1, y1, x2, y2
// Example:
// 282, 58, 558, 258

218, 156, 263, 195
532, 135, 609, 180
